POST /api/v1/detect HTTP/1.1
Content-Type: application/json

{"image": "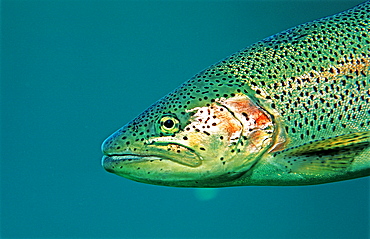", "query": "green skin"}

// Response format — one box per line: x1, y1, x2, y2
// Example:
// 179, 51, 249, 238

102, 1, 370, 187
